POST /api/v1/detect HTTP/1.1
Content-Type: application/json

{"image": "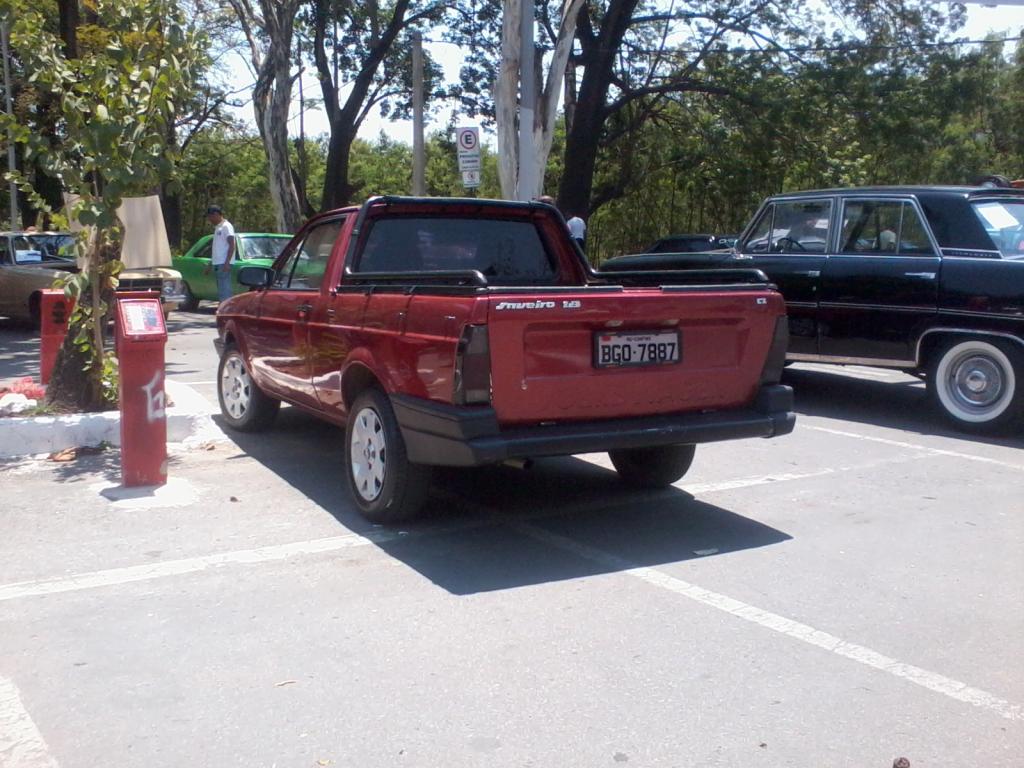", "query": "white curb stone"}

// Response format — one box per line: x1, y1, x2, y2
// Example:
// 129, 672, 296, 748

0, 380, 228, 459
